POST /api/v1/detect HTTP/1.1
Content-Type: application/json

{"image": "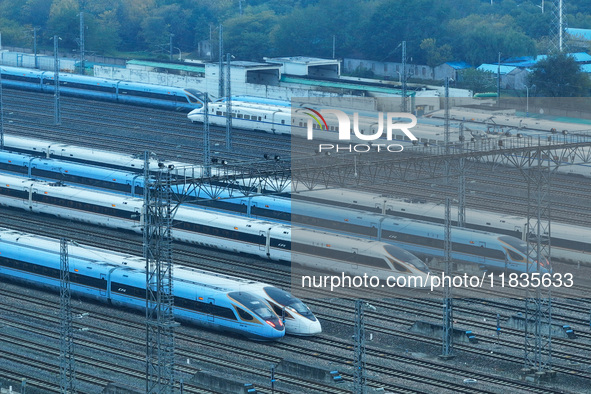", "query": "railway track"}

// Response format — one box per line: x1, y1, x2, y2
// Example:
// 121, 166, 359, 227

3, 211, 591, 391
